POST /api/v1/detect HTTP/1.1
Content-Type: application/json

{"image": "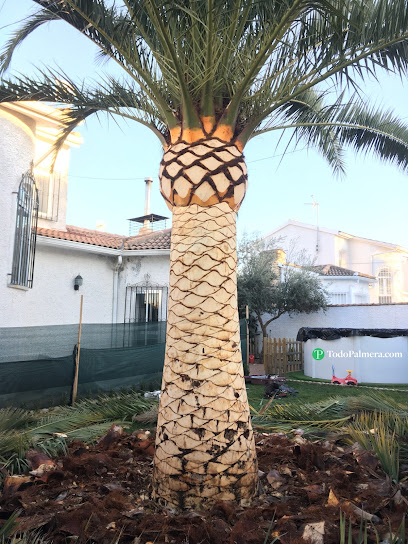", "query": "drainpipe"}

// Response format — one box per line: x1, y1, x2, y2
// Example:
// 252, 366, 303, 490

112, 255, 123, 324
